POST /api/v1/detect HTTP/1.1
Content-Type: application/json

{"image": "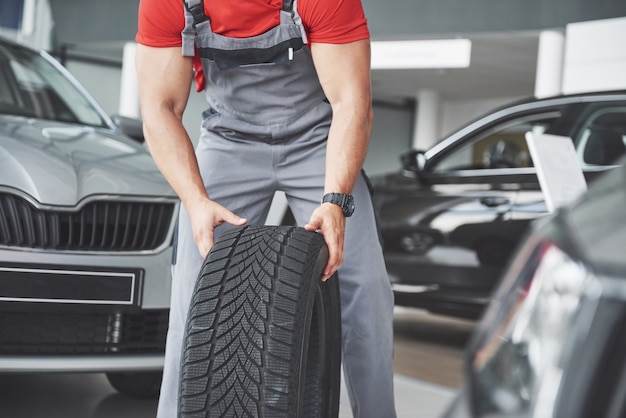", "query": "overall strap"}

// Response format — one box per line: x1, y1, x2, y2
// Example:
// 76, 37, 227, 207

181, 0, 207, 56
281, 0, 294, 12
287, 0, 308, 44
183, 0, 209, 26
